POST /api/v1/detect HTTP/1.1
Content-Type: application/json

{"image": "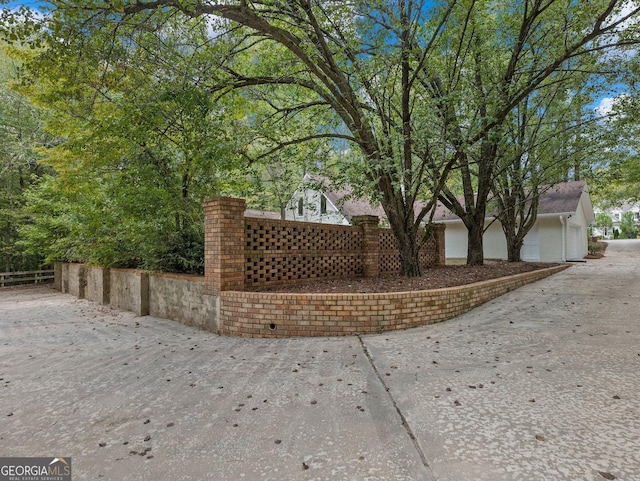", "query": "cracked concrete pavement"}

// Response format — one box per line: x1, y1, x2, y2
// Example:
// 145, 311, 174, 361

1, 239, 639, 480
